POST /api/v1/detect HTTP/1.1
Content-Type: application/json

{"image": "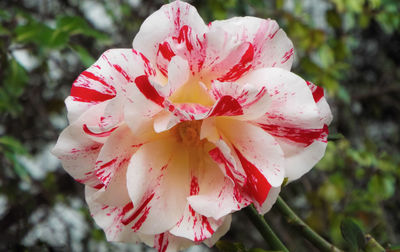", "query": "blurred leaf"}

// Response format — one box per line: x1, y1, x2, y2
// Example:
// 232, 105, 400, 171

319, 44, 335, 68
4, 152, 30, 182
1, 58, 28, 116
326, 9, 342, 28
71, 44, 96, 68
217, 241, 247, 252
14, 22, 69, 48
338, 86, 351, 104
0, 136, 27, 154
367, 174, 396, 200
341, 218, 366, 251
56, 15, 108, 40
